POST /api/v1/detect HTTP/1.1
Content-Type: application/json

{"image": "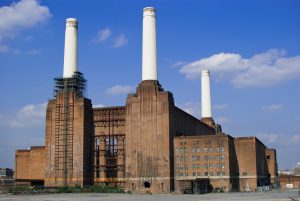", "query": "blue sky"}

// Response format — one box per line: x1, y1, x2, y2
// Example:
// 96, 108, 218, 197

0, 0, 299, 170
